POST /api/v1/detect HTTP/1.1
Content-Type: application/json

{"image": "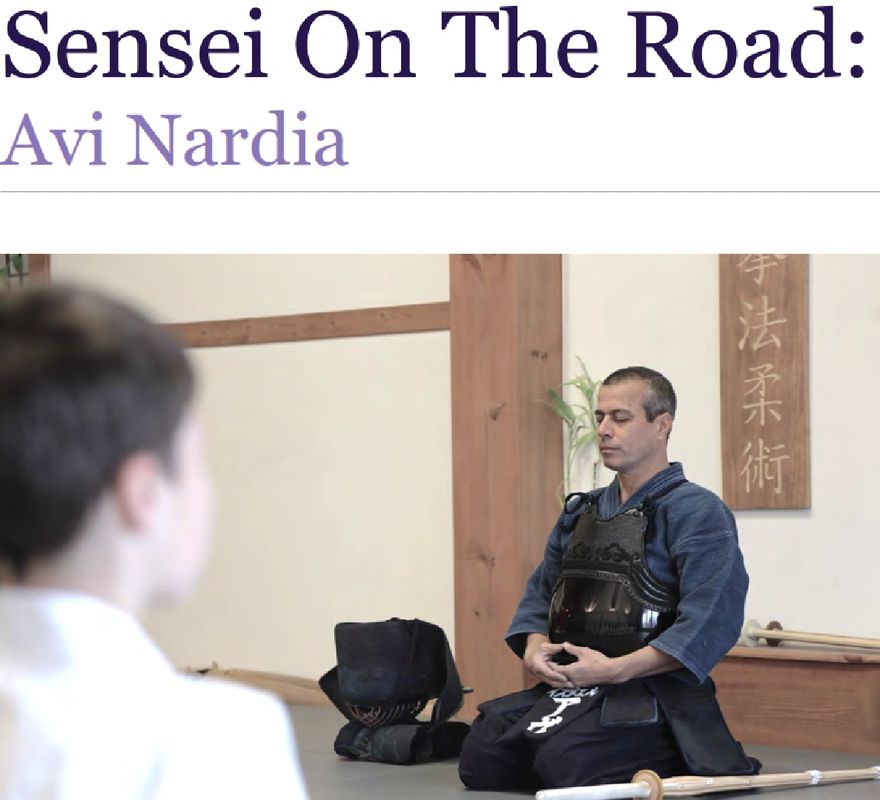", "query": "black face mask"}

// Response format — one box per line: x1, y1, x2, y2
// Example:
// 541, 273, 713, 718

319, 618, 470, 764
